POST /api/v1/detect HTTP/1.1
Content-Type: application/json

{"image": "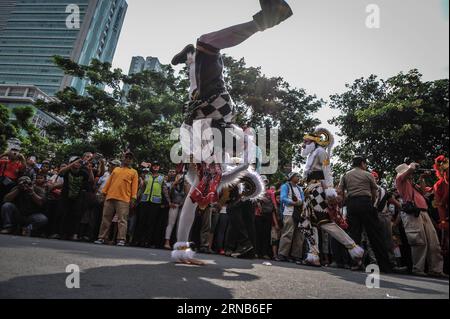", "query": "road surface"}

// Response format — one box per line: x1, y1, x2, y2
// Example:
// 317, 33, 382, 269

0, 235, 448, 299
